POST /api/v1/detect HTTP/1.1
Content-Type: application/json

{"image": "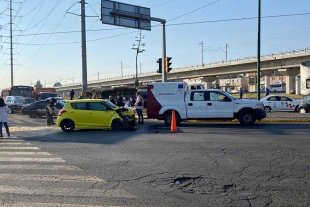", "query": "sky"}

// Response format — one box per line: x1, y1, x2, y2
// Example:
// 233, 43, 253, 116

1, 0, 310, 89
